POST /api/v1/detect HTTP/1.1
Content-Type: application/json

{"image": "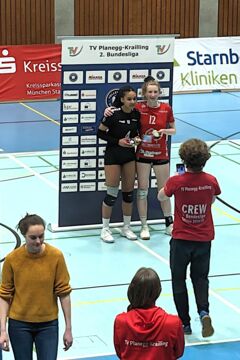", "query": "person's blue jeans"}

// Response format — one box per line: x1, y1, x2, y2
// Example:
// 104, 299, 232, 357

8, 318, 59, 360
